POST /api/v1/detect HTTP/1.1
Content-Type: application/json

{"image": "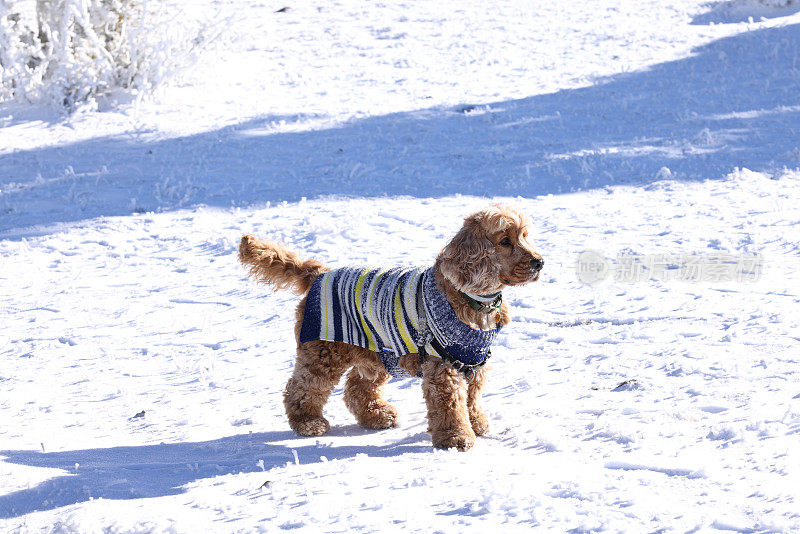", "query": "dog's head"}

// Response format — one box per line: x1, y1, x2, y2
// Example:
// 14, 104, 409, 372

437, 205, 544, 294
